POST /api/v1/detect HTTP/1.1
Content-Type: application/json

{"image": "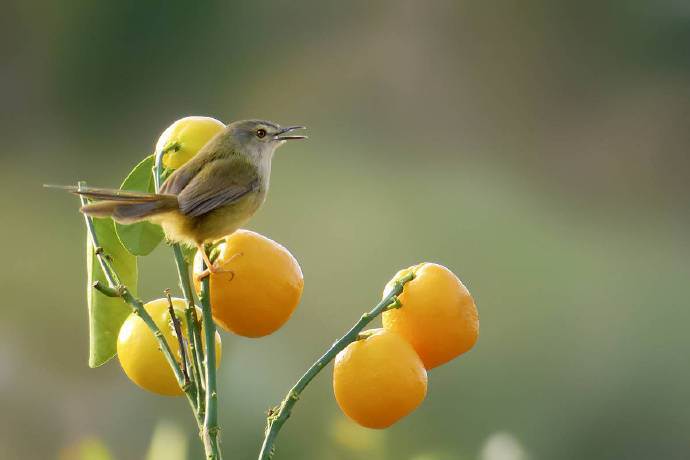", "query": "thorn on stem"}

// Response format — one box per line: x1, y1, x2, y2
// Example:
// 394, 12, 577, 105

92, 281, 122, 298
356, 330, 375, 341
